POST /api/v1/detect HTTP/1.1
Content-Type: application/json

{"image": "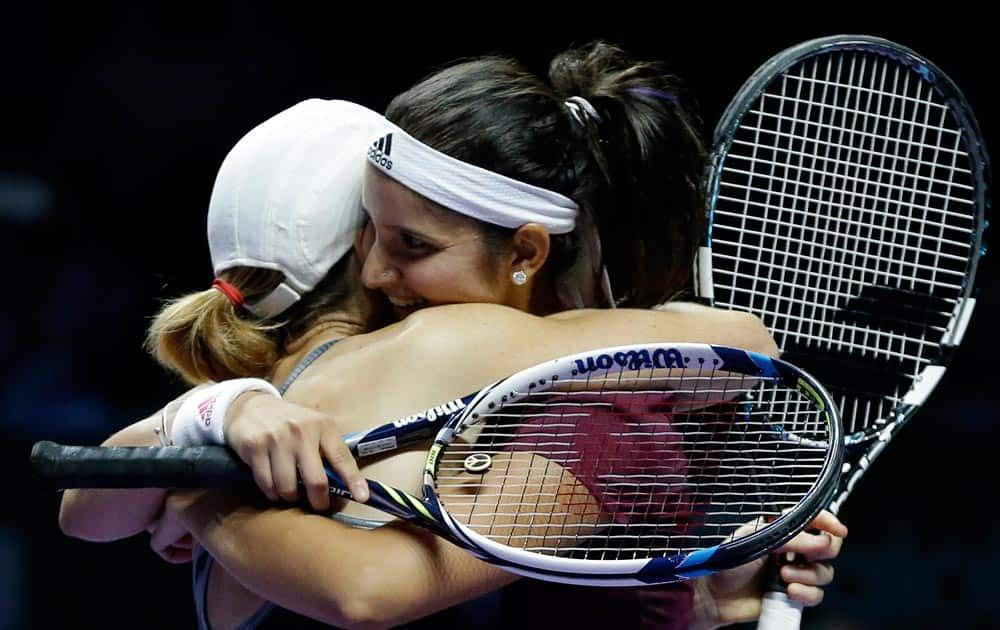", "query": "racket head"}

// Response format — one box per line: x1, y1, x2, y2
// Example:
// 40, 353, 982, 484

420, 342, 844, 586
698, 34, 989, 450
